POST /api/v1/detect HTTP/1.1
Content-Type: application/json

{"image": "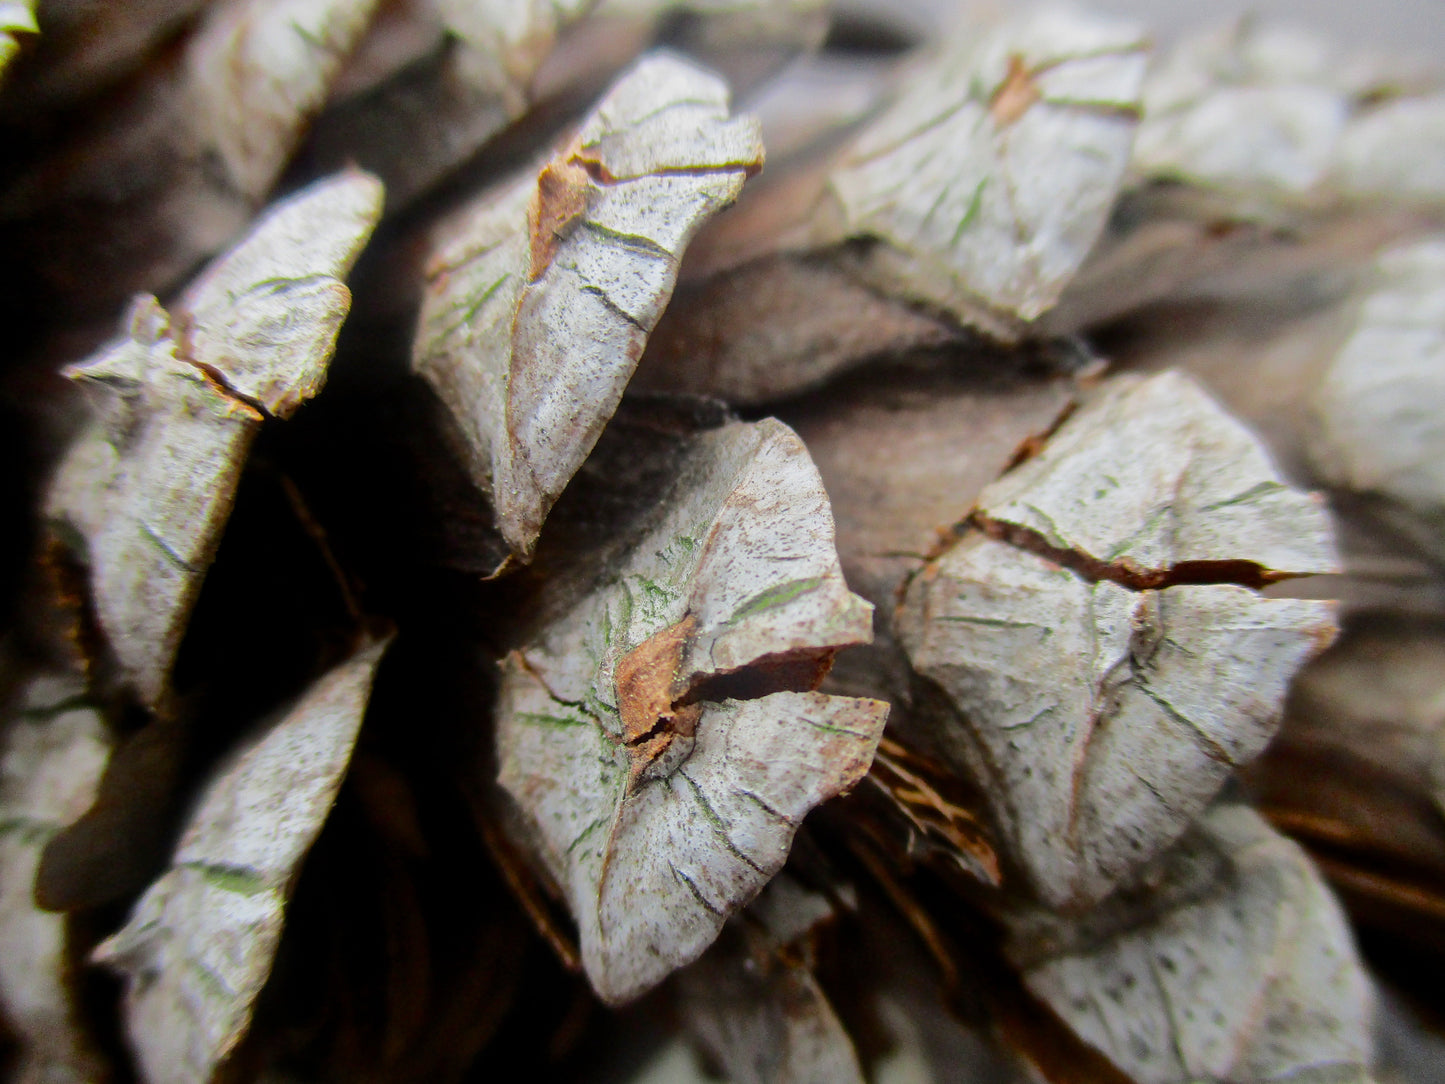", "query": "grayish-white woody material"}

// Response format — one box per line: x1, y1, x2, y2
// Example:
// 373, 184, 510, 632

782, 366, 1077, 773
1333, 94, 1445, 206
678, 876, 865, 1084
1005, 803, 1375, 1083
589, 0, 830, 95
819, 6, 1147, 333
632, 5, 1147, 405
1047, 18, 1445, 336
175, 171, 385, 419
0, 675, 112, 1084
47, 296, 263, 711
94, 641, 389, 1084
436, 0, 592, 102
899, 372, 1340, 910
1133, 20, 1351, 199
413, 52, 763, 561
0, 0, 35, 78
333, 0, 593, 206
308, 0, 819, 210
1135, 17, 1445, 208
46, 171, 384, 707
786, 366, 1076, 610
974, 371, 1338, 578
496, 419, 887, 1004
1050, 222, 1445, 612
1308, 239, 1445, 566
189, 0, 382, 200
2, 0, 380, 310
